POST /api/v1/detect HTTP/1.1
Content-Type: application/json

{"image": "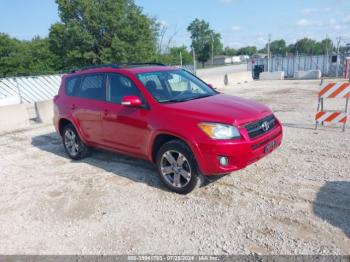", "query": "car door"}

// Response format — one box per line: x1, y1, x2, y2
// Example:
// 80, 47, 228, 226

102, 73, 151, 157
71, 73, 106, 145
